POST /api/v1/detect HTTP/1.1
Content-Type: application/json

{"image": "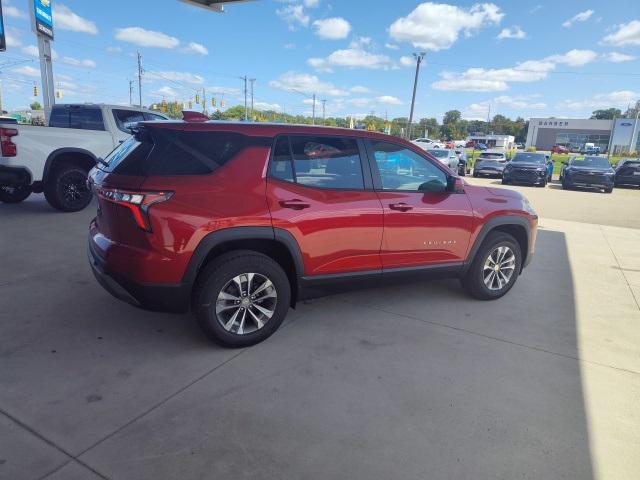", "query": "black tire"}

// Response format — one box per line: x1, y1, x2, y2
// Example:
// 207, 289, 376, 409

193, 250, 291, 348
44, 165, 92, 212
501, 178, 509, 185
0, 185, 32, 203
458, 165, 466, 176
604, 187, 613, 194
537, 178, 547, 188
562, 180, 571, 190
461, 231, 522, 300
473, 171, 479, 178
